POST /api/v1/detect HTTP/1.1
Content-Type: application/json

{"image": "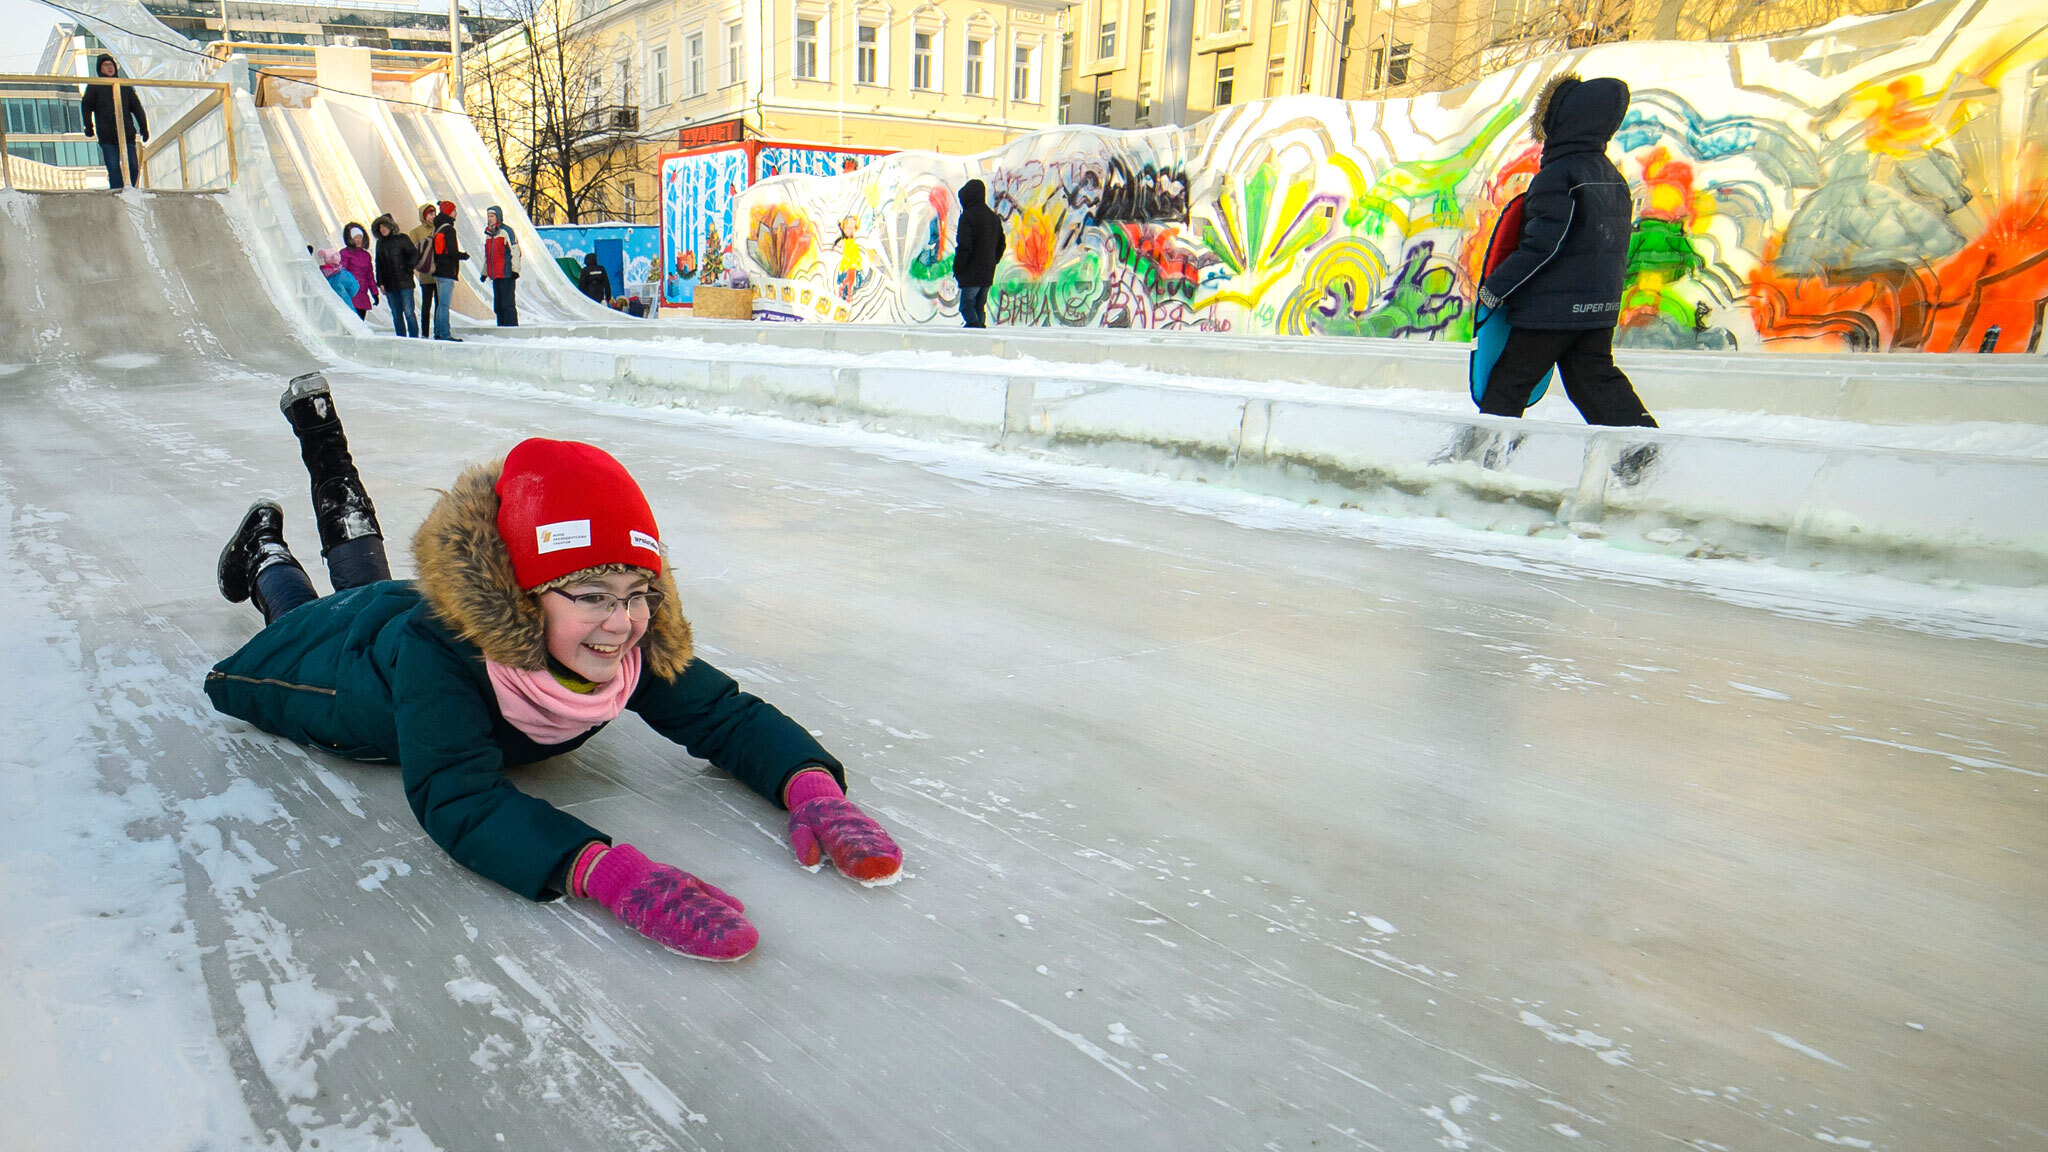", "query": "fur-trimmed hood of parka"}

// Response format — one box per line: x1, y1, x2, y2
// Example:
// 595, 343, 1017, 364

411, 459, 693, 678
